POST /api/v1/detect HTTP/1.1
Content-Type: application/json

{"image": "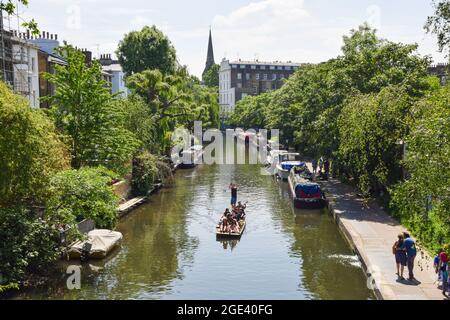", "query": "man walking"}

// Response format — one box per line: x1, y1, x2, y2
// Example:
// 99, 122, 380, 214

402, 232, 417, 281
